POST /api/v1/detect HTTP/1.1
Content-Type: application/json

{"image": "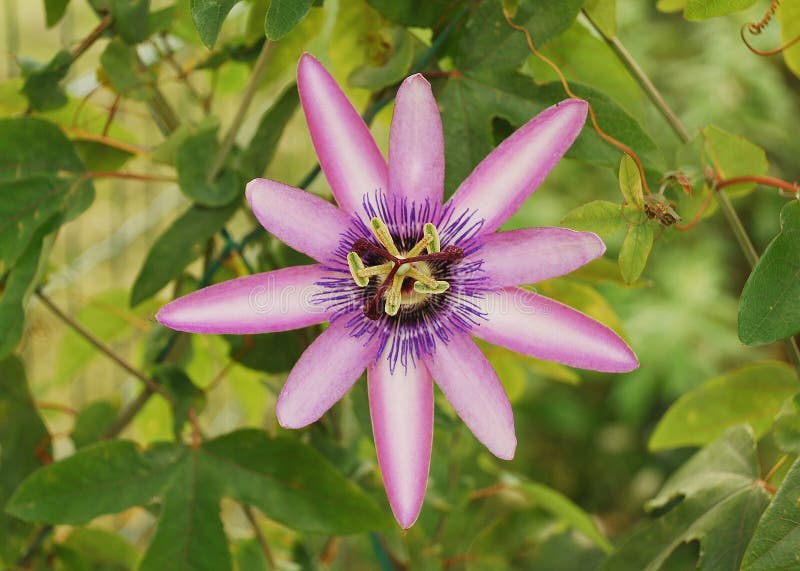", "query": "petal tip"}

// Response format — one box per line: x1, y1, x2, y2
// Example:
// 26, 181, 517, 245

493, 436, 517, 461
244, 178, 264, 210
401, 72, 431, 89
